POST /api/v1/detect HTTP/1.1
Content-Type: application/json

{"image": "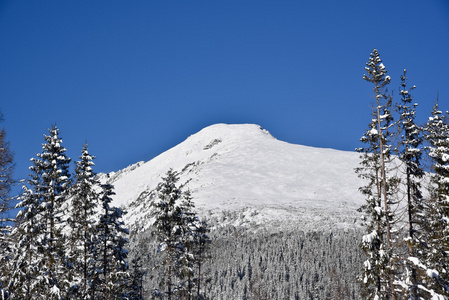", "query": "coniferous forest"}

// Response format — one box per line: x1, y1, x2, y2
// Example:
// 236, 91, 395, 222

0, 49, 449, 299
